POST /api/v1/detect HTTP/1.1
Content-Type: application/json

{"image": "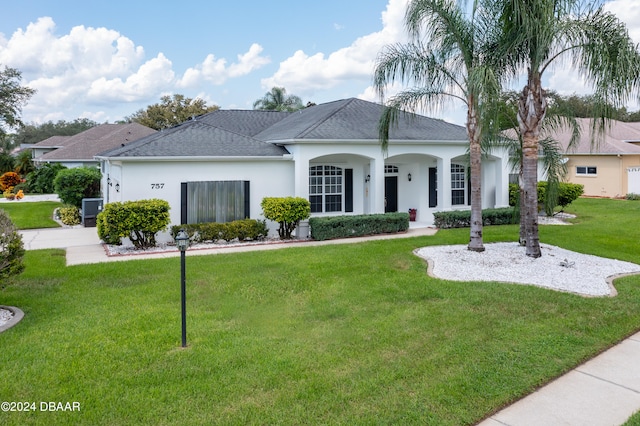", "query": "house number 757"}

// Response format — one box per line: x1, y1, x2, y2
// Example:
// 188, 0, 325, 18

151, 183, 165, 189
